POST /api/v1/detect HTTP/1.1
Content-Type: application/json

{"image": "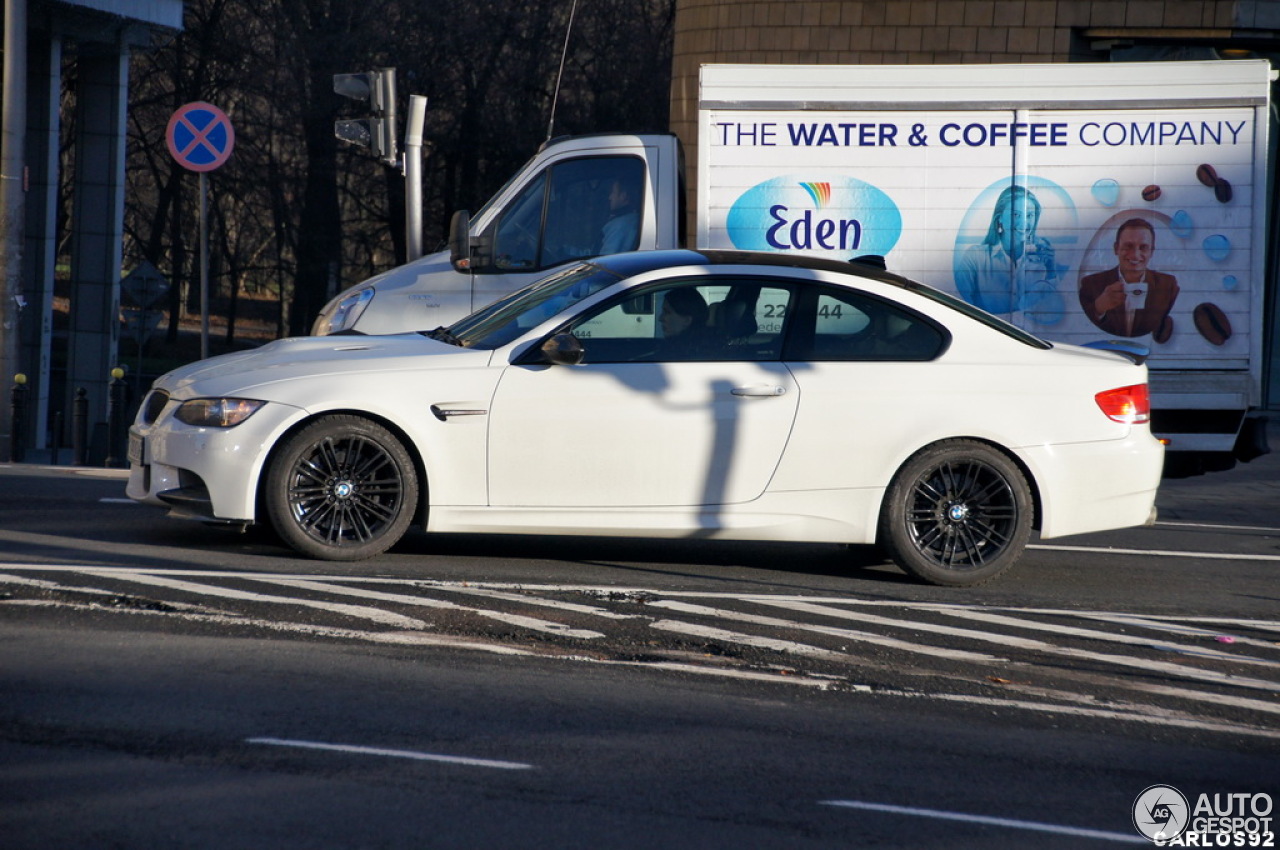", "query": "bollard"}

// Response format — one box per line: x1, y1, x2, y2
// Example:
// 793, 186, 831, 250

105, 368, 127, 468
50, 410, 63, 466
72, 387, 88, 466
9, 374, 28, 463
